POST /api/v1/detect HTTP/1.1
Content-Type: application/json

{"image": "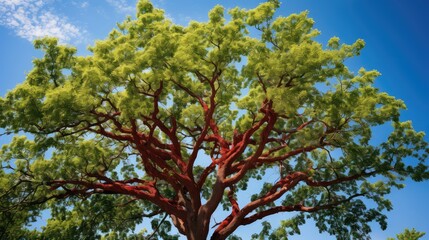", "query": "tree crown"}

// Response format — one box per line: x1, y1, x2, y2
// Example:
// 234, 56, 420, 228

1, 0, 428, 239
